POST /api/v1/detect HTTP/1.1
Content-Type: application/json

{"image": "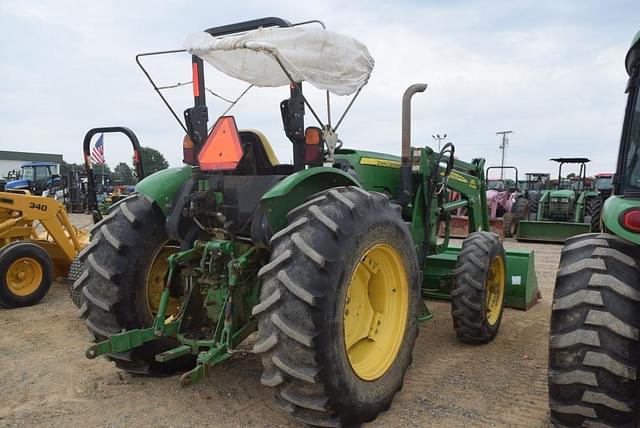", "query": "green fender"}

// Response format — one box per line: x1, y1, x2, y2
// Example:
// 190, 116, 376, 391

602, 196, 640, 246
261, 167, 360, 233
135, 166, 193, 215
